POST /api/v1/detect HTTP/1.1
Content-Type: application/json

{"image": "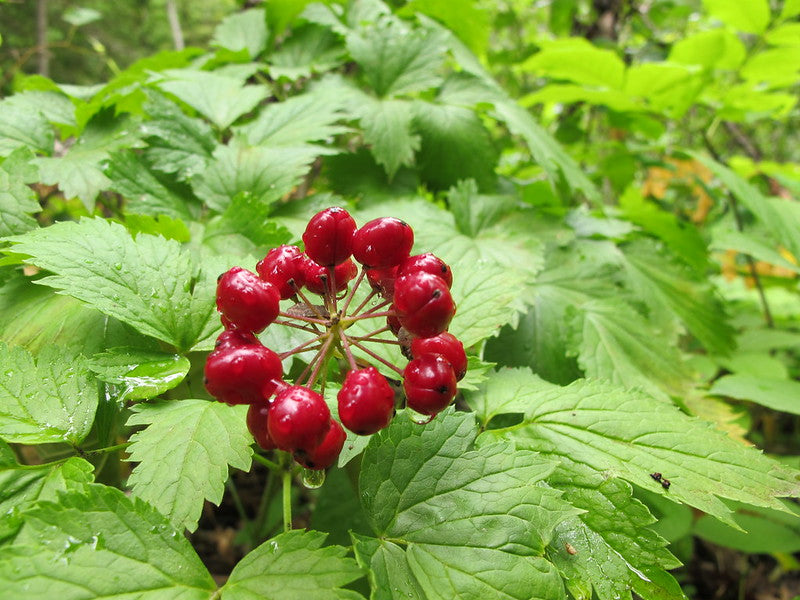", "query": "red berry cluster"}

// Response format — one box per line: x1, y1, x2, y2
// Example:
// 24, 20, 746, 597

204, 207, 466, 470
